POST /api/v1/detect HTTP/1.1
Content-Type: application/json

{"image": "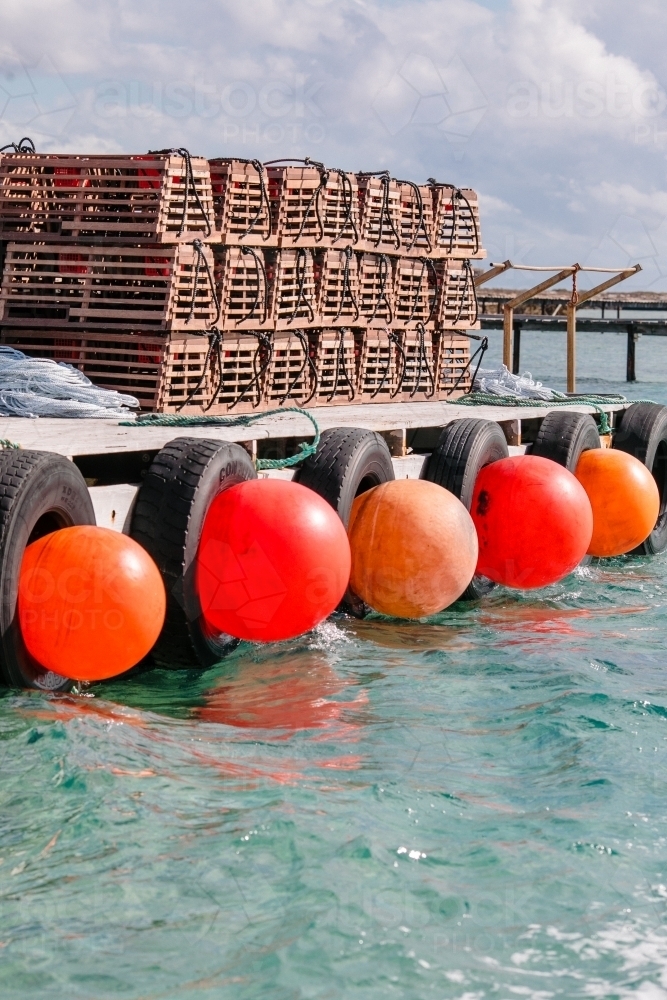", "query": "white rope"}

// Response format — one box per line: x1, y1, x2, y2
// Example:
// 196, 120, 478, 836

472, 364, 566, 401
0, 348, 138, 419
